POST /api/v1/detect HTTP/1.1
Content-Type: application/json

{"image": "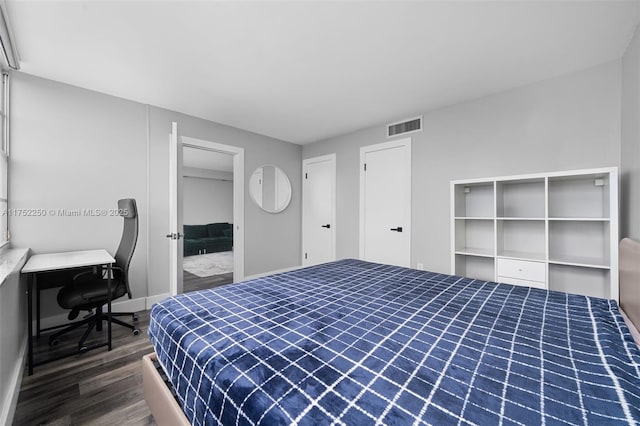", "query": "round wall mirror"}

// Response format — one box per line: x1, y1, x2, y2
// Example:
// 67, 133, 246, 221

249, 165, 292, 213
